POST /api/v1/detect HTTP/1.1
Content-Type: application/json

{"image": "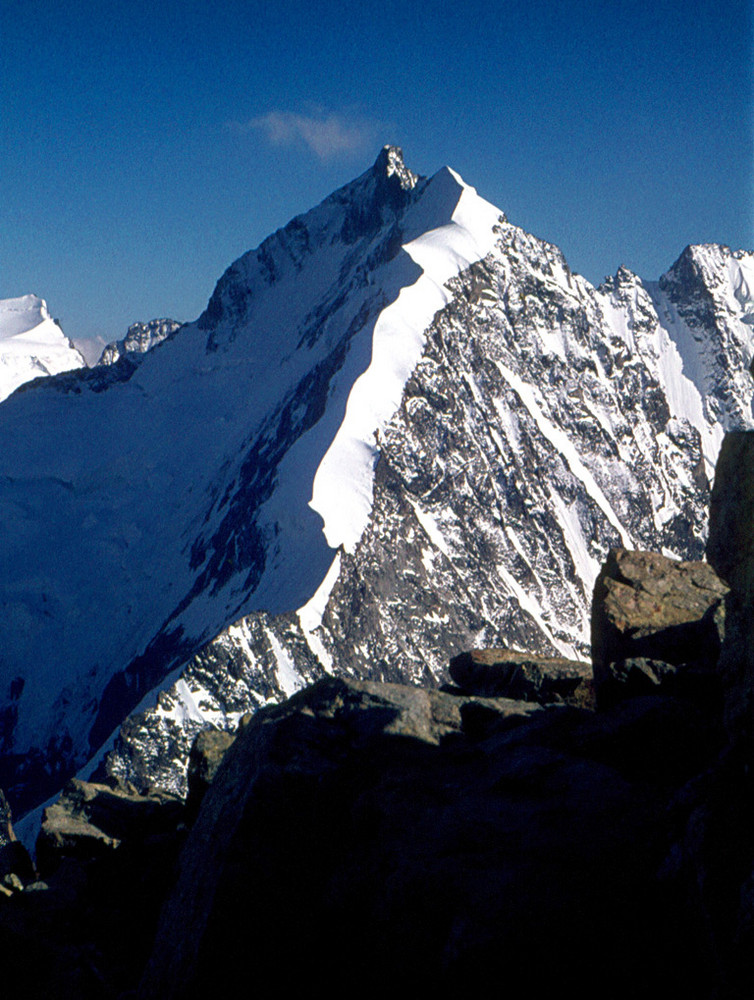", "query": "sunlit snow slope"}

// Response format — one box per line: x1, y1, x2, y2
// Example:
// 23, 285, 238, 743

0, 295, 85, 402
